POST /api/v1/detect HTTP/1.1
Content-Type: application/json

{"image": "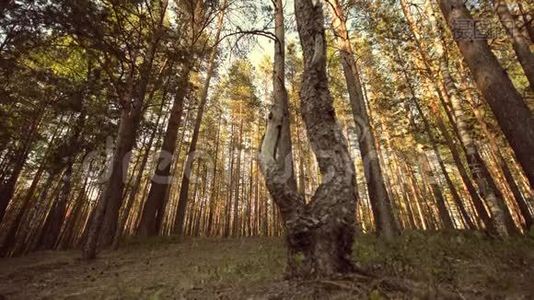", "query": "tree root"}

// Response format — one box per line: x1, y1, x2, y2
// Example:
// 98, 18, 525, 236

297, 270, 464, 299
